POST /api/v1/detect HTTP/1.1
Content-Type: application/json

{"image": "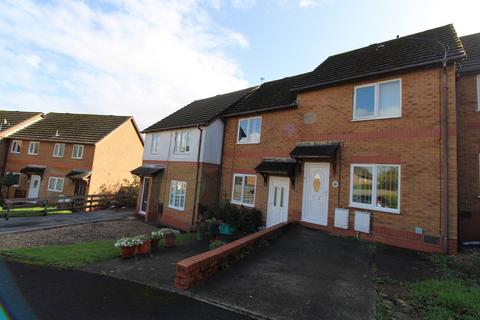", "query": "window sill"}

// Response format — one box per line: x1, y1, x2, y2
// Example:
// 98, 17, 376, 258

348, 203, 400, 214
72, 157, 83, 160
230, 200, 255, 208
168, 205, 184, 212
28, 153, 38, 156
352, 115, 401, 122
236, 141, 260, 145
53, 156, 64, 158
48, 190, 63, 193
